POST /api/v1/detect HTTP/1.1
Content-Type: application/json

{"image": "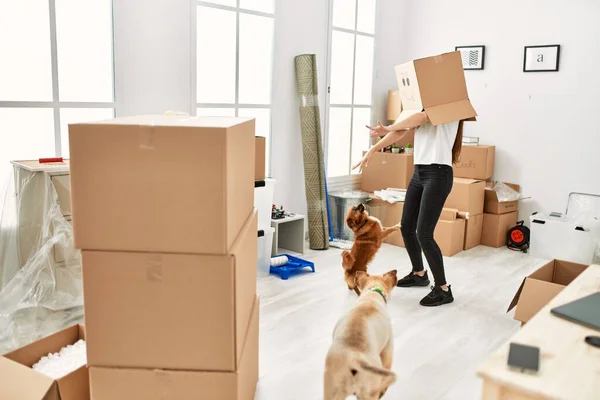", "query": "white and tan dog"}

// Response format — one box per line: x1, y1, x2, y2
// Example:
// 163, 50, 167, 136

324, 270, 398, 400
